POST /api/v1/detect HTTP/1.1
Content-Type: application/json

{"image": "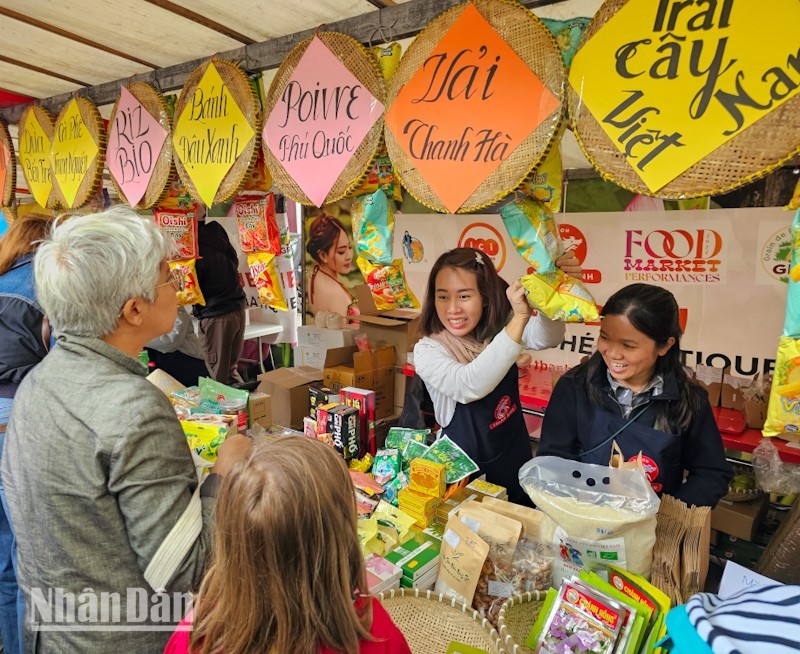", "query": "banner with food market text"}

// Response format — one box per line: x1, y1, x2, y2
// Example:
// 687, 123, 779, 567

394, 207, 788, 377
